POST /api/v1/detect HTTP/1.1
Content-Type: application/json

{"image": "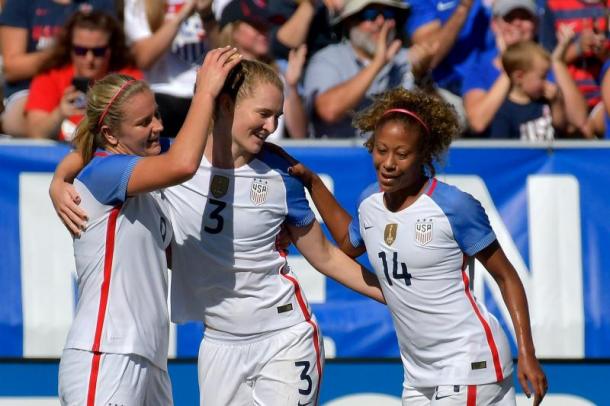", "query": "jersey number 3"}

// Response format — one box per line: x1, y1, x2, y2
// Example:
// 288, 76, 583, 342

204, 198, 226, 234
378, 251, 412, 286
